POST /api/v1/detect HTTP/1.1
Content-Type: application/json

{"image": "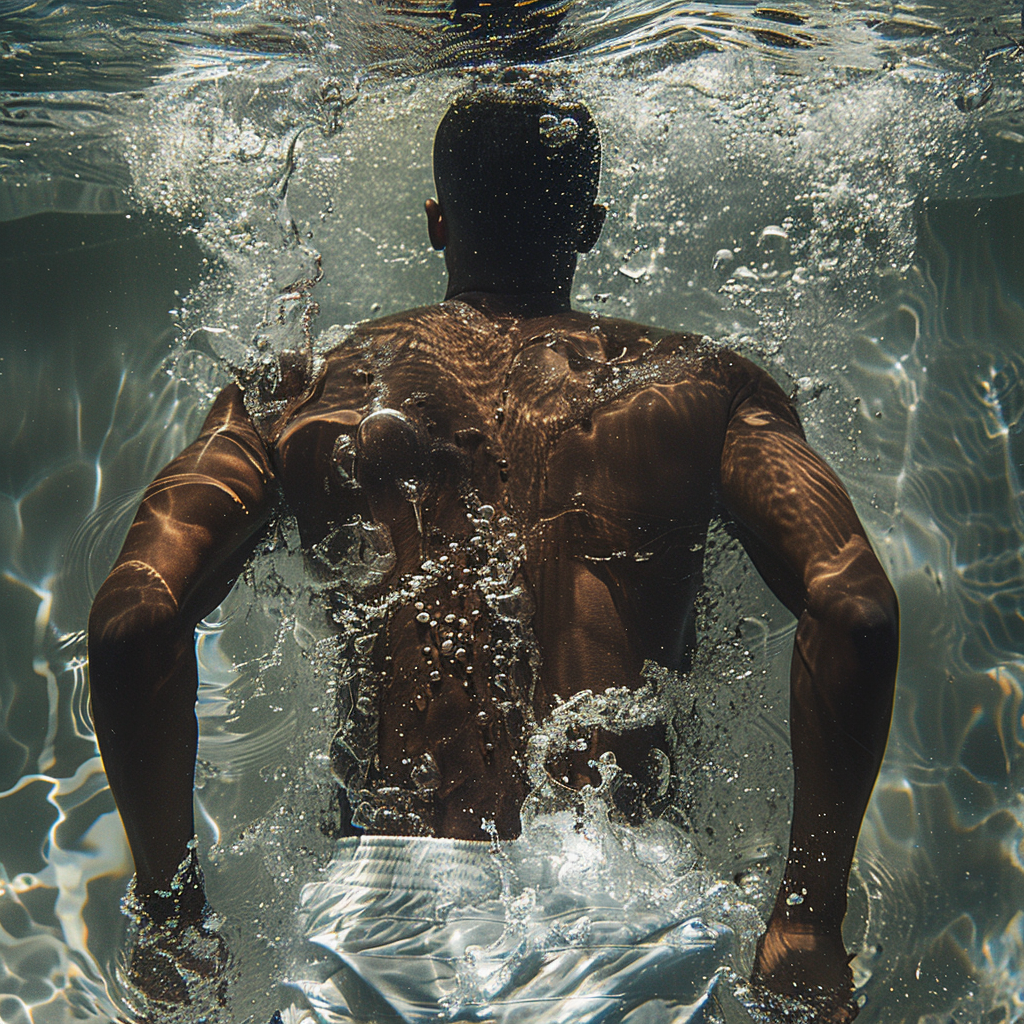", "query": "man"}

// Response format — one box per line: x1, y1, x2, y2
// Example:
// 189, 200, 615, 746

89, 85, 898, 1022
